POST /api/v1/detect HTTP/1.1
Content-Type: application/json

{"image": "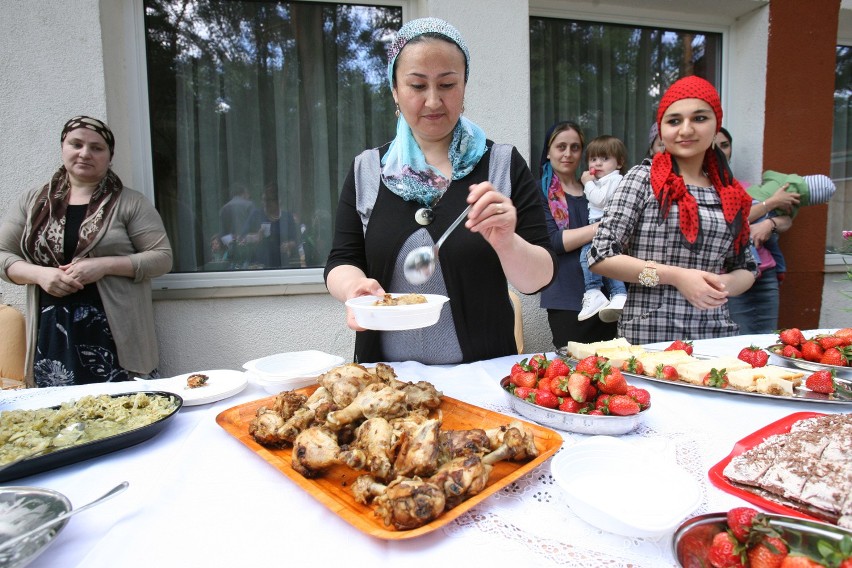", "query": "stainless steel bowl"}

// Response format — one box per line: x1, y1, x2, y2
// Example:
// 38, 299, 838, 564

499, 377, 647, 435
672, 512, 852, 567
0, 486, 72, 568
